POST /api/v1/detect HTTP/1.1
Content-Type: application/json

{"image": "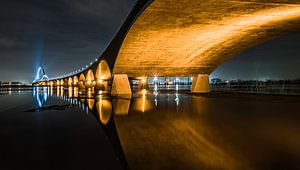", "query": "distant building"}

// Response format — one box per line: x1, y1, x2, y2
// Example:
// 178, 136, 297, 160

147, 77, 192, 85
11, 82, 23, 86
211, 78, 222, 85
0, 81, 25, 87
1, 82, 10, 87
